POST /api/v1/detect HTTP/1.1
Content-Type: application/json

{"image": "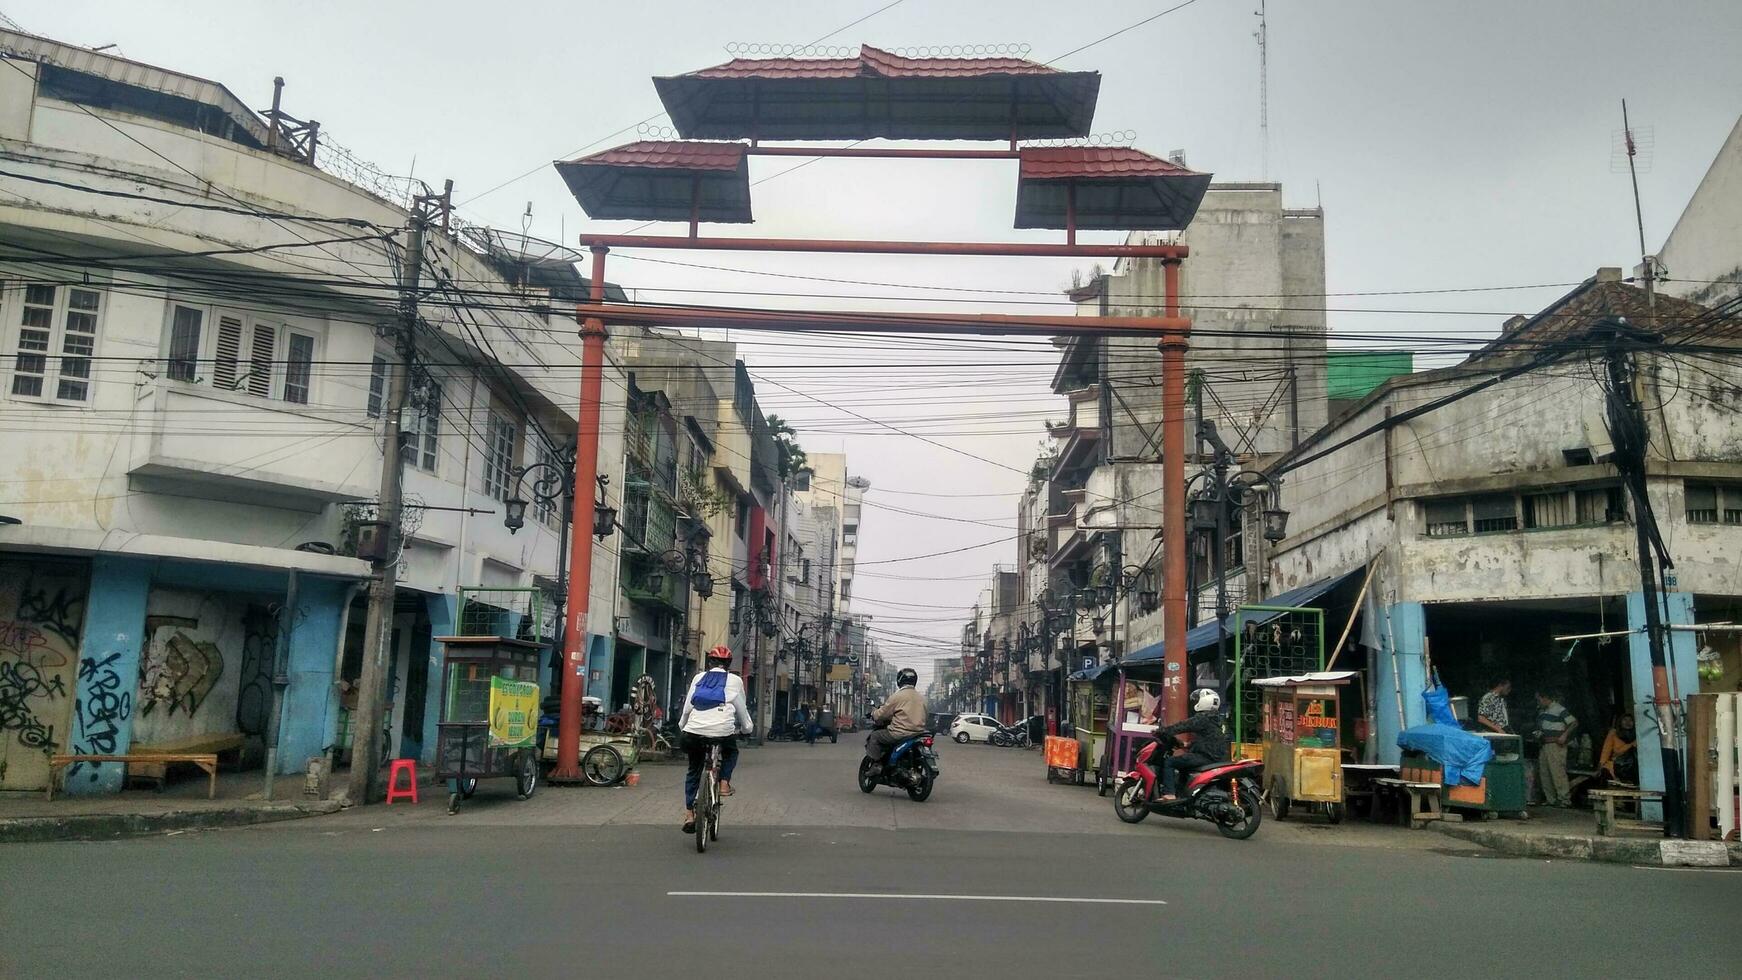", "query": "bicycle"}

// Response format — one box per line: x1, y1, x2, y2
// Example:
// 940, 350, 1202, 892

694, 742, 724, 853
